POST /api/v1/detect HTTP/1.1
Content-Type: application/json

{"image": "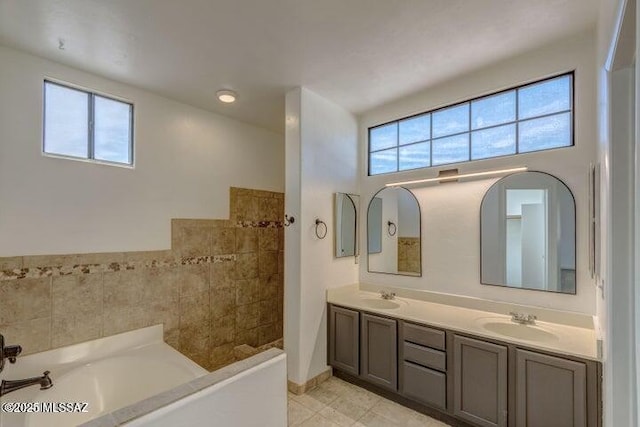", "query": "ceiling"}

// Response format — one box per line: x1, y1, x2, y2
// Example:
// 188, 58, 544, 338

0, 0, 598, 133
